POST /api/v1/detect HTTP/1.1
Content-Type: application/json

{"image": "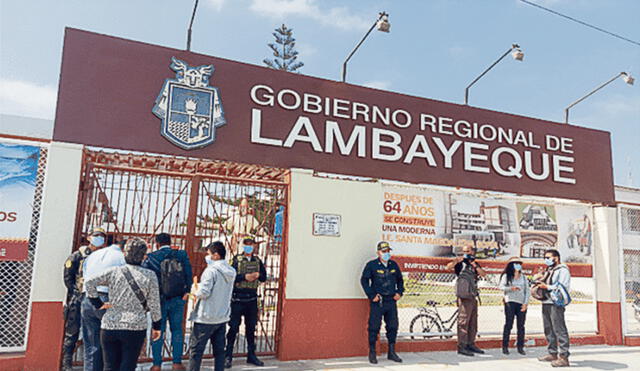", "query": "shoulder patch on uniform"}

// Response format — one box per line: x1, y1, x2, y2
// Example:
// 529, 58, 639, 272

376, 269, 385, 274
390, 269, 396, 273
65, 259, 72, 268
